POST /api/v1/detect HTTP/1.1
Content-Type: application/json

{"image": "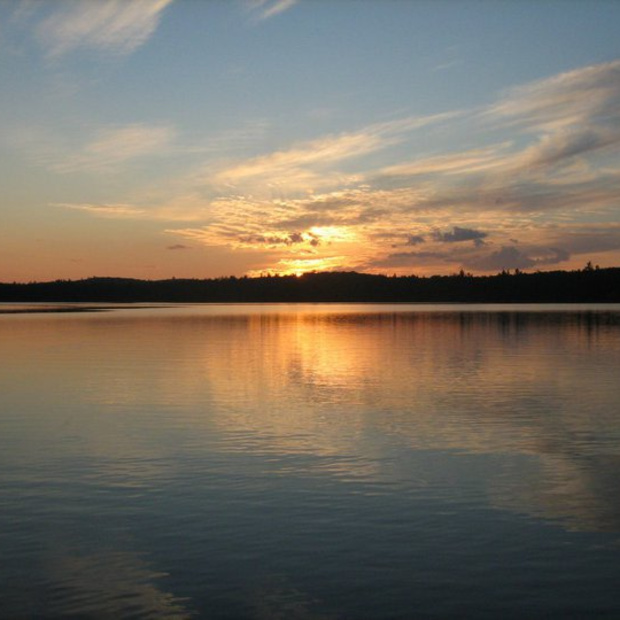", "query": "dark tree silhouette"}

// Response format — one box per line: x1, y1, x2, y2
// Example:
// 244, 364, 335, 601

1, 267, 619, 303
